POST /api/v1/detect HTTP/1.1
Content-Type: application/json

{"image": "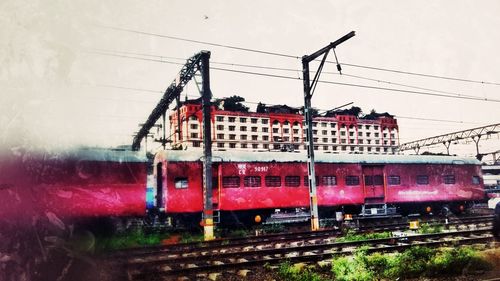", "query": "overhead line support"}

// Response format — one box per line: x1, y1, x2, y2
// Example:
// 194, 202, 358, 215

302, 31, 355, 231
